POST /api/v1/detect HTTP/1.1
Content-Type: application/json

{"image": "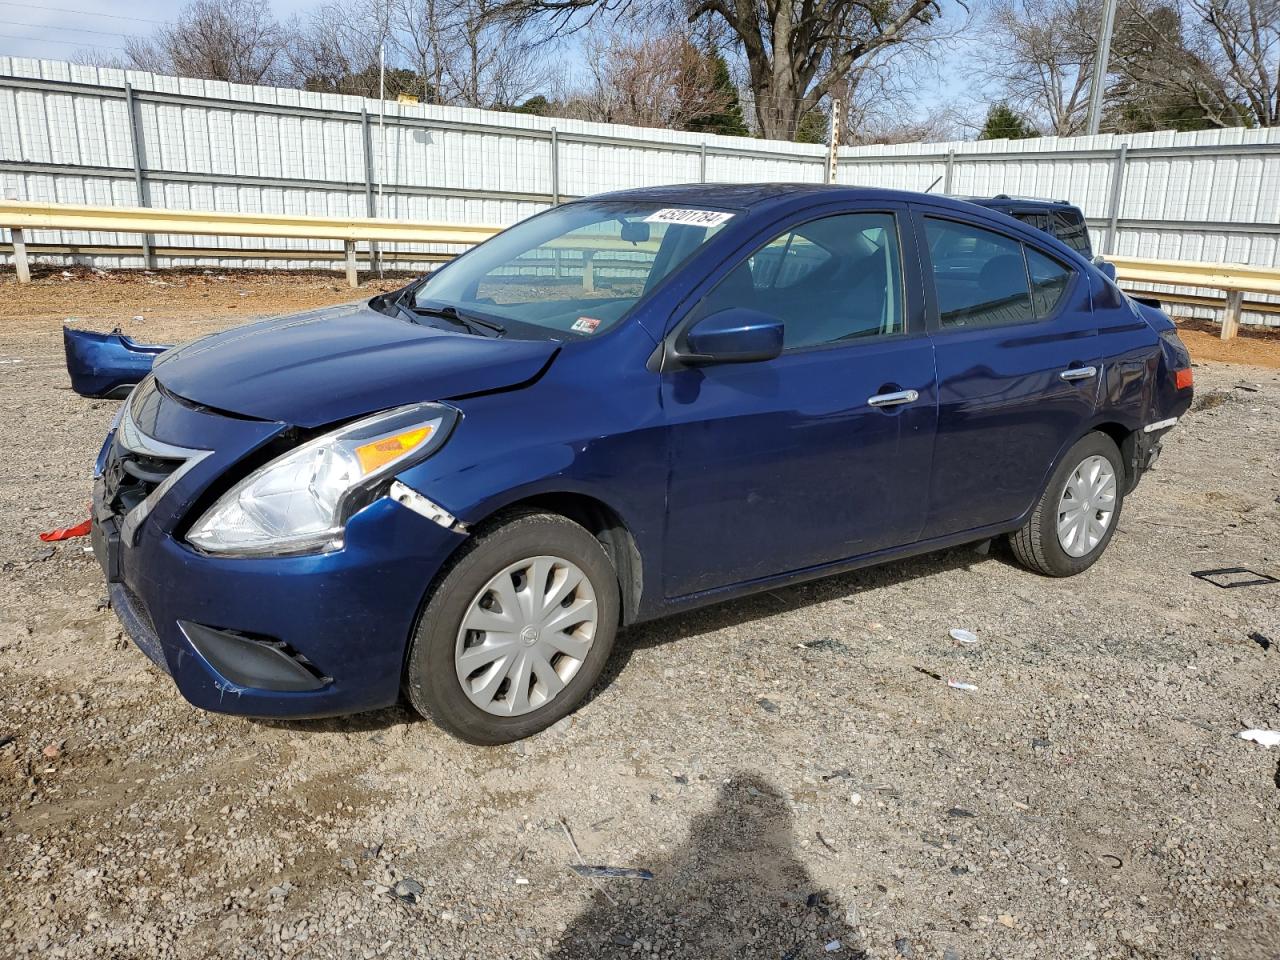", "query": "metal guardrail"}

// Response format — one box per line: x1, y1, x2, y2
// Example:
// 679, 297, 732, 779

1111, 255, 1280, 339
0, 200, 501, 287
3, 201, 1277, 339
